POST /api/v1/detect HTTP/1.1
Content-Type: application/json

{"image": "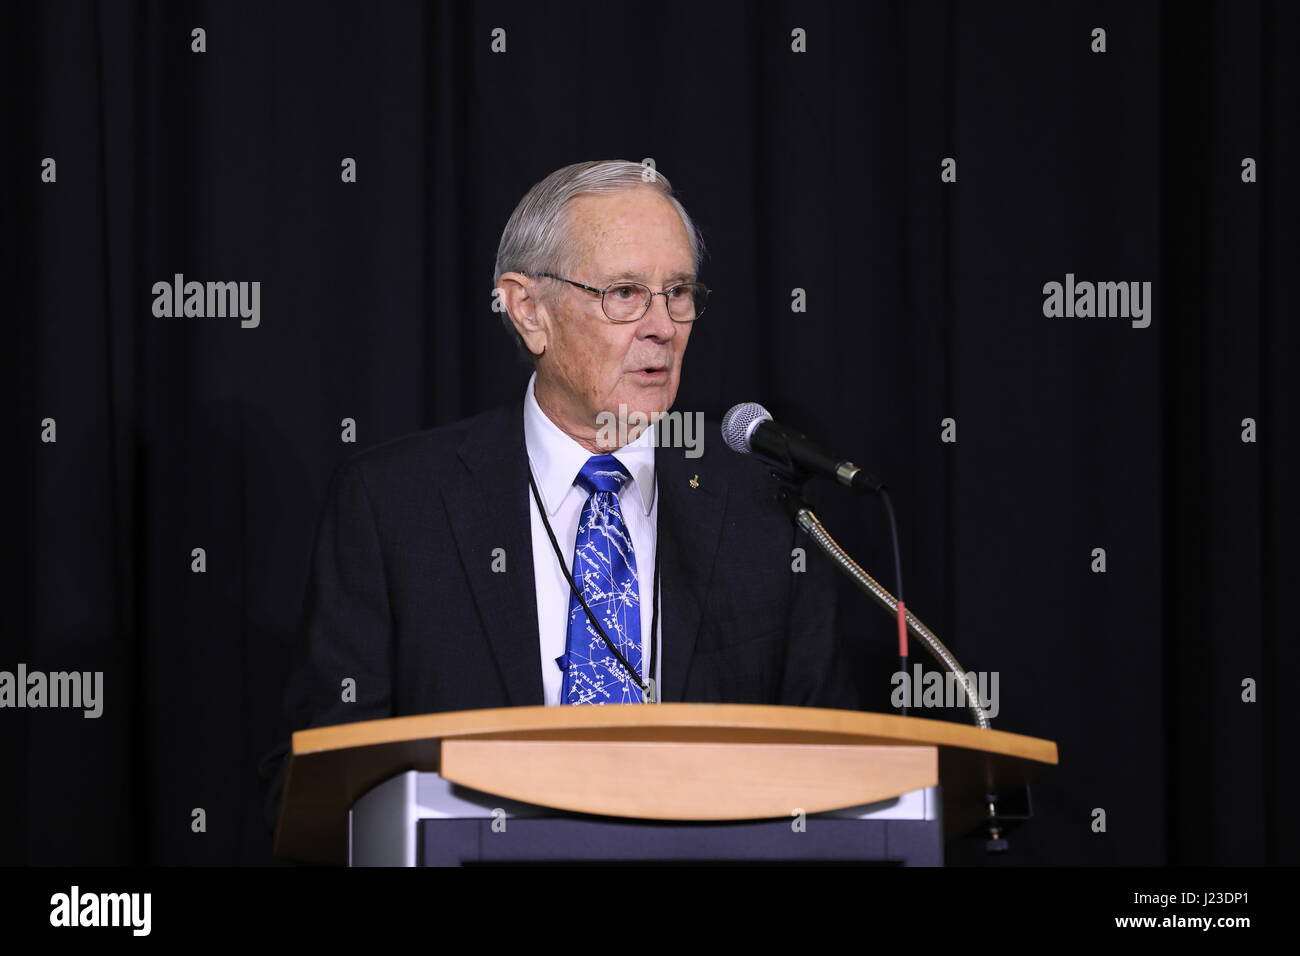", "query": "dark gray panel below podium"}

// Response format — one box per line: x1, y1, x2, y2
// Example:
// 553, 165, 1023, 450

417, 817, 941, 866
